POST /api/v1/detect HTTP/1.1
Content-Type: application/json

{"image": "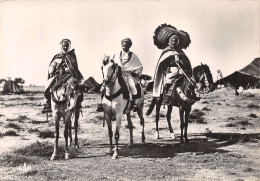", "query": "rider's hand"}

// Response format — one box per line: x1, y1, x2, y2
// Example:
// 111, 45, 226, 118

58, 68, 65, 75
